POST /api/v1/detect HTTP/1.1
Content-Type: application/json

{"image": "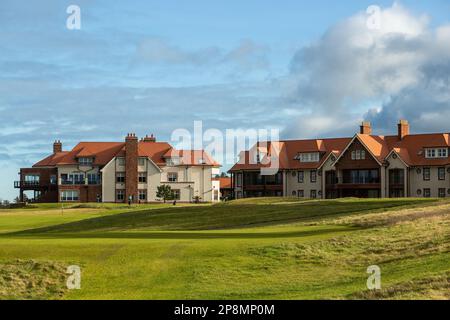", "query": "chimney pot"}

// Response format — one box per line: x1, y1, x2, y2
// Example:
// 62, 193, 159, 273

398, 120, 410, 140
143, 133, 156, 142
53, 140, 62, 153
360, 121, 372, 135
